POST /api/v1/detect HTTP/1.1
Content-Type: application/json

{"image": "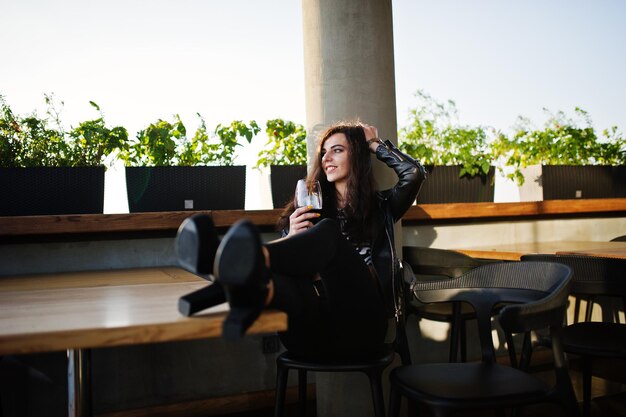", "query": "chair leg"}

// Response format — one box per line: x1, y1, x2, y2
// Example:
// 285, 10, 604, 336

505, 331, 518, 368
396, 319, 412, 365
460, 318, 467, 362
367, 369, 386, 417
582, 356, 592, 417
573, 297, 582, 324
584, 296, 594, 322
449, 302, 462, 362
557, 368, 583, 417
274, 365, 289, 417
388, 384, 402, 417
298, 369, 307, 417
519, 331, 533, 371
